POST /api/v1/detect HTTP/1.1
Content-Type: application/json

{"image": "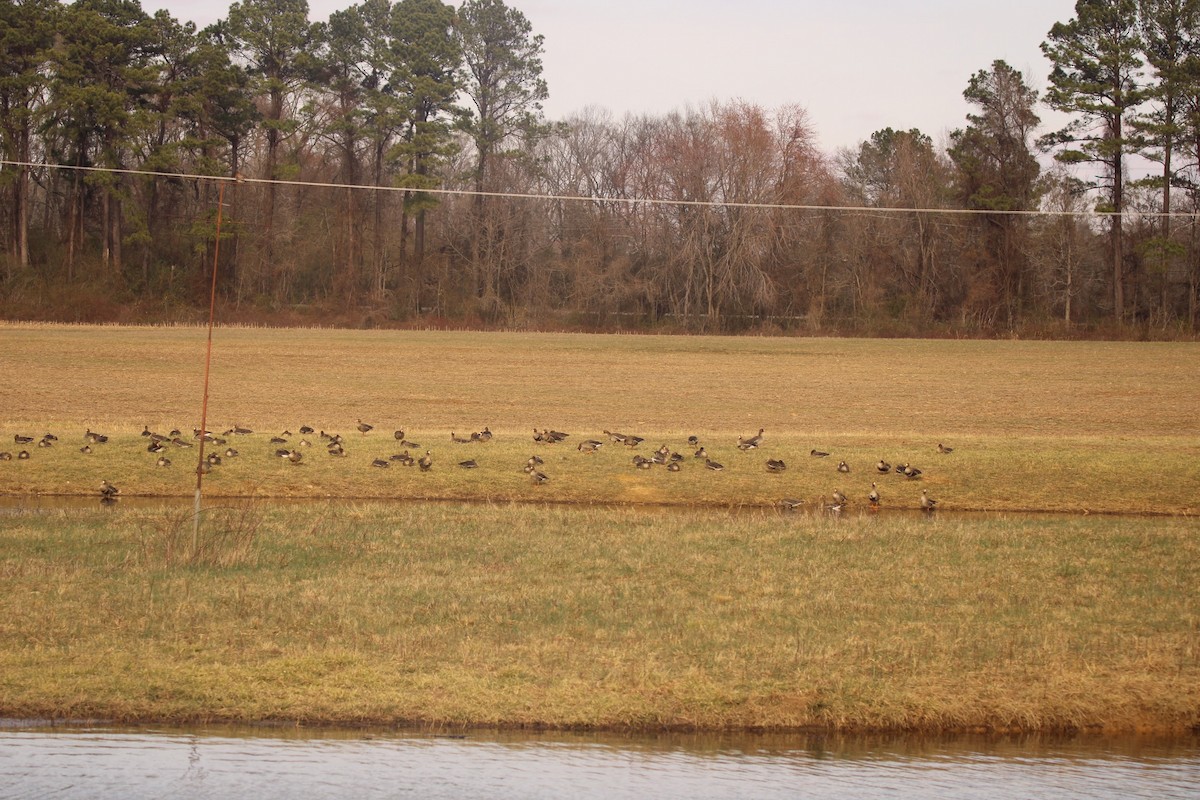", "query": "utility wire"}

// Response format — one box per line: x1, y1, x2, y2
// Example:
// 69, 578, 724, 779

3, 158, 1196, 219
